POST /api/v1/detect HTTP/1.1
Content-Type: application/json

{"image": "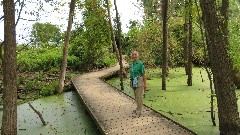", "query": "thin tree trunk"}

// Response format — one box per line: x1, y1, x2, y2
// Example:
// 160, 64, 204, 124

183, 0, 189, 75
105, 0, 120, 61
2, 0, 17, 134
194, 0, 216, 126
56, 0, 75, 94
187, 0, 193, 86
183, 22, 189, 75
162, 0, 168, 90
200, 0, 240, 134
114, 0, 124, 91
15, 0, 24, 26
